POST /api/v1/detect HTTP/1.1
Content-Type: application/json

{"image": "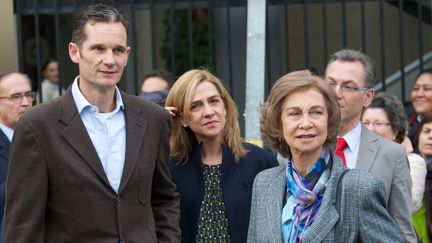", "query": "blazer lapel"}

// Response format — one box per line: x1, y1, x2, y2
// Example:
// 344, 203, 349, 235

59, 90, 112, 189
302, 157, 344, 243
0, 129, 10, 161
118, 93, 147, 193
356, 126, 380, 172
265, 166, 286, 243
